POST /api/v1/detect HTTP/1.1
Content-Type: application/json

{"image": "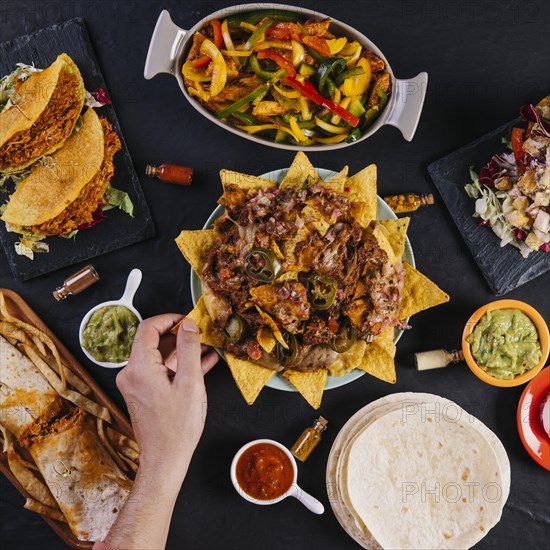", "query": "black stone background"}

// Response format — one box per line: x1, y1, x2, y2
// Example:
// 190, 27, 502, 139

0, 1, 549, 549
